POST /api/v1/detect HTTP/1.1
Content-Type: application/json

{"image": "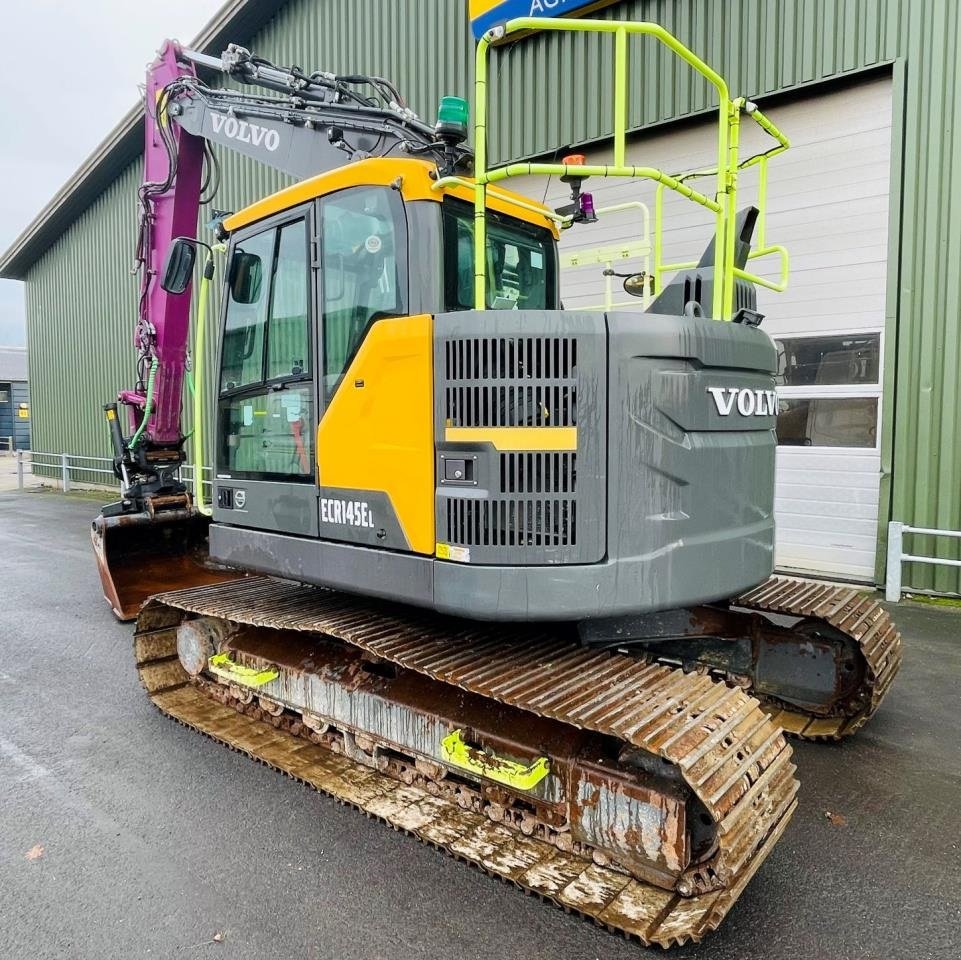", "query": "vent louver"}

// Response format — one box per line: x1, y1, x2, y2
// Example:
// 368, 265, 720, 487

434, 314, 604, 567
444, 336, 576, 428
